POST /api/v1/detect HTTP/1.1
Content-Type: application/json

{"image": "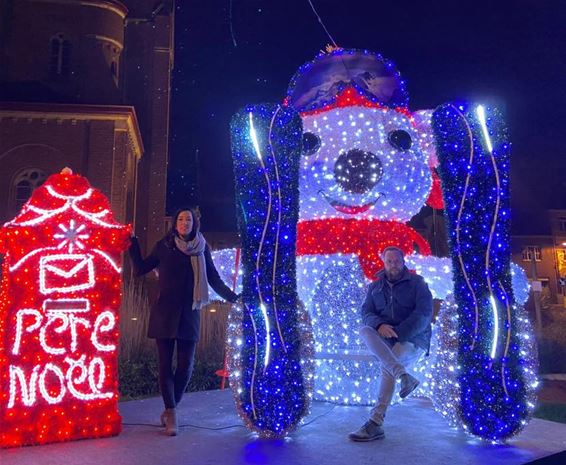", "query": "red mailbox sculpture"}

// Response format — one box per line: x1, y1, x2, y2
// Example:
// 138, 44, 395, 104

0, 169, 130, 447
